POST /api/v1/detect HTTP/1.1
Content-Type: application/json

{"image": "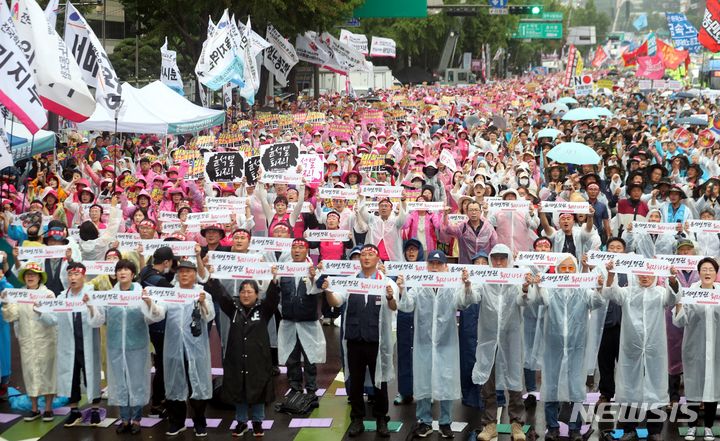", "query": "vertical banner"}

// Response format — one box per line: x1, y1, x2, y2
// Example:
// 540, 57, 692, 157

264, 24, 298, 87
700, 0, 720, 53
160, 37, 184, 95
